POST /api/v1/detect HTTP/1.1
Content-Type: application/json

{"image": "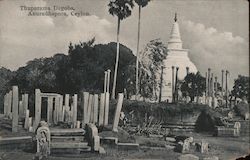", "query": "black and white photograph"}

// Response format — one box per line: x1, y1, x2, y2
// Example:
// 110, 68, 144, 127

0, 0, 249, 159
